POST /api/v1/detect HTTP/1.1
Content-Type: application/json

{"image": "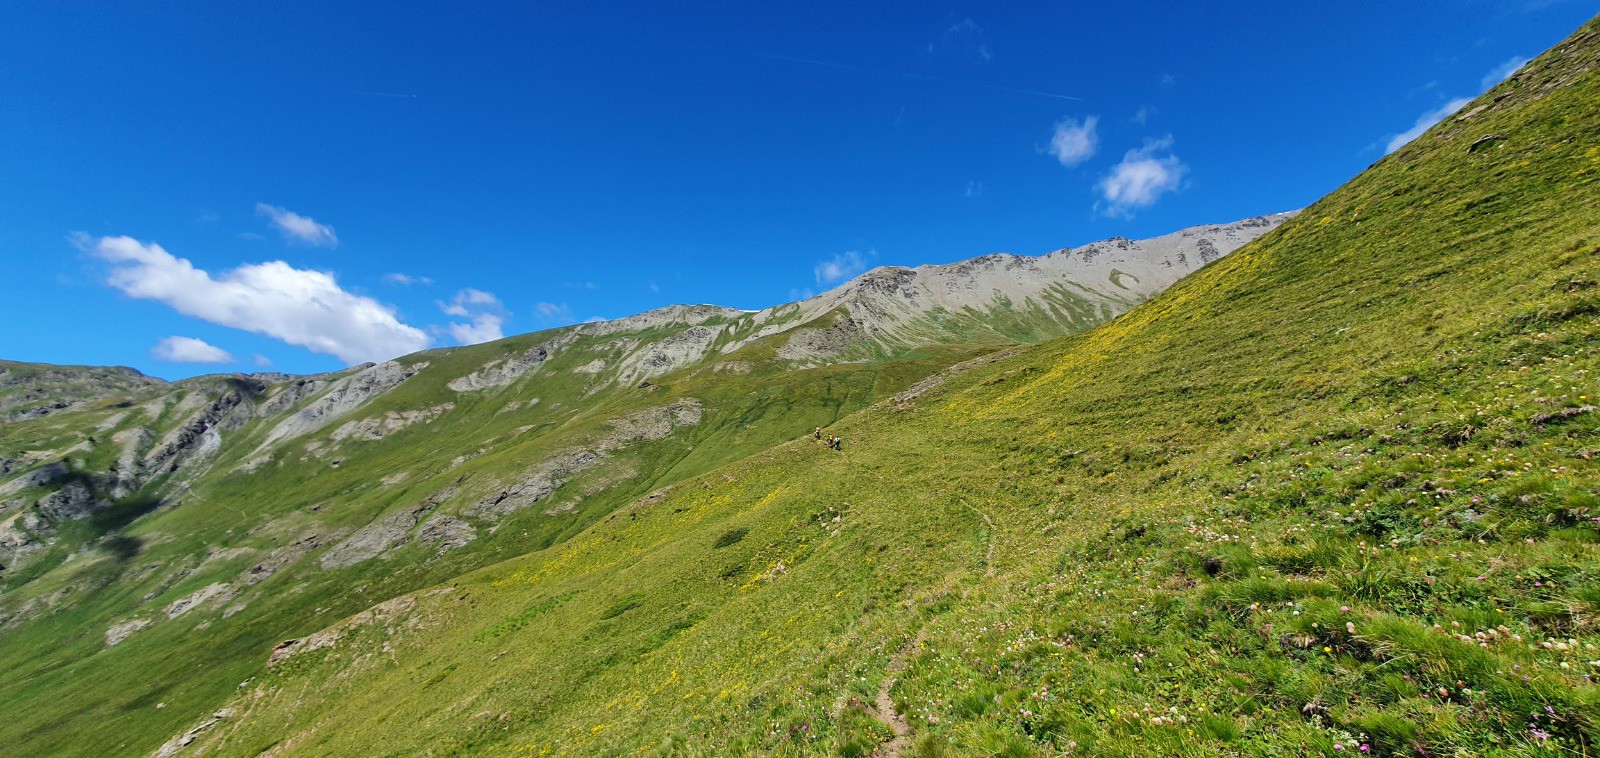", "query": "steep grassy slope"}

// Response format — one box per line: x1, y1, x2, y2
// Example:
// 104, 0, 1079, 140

152, 16, 1600, 757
